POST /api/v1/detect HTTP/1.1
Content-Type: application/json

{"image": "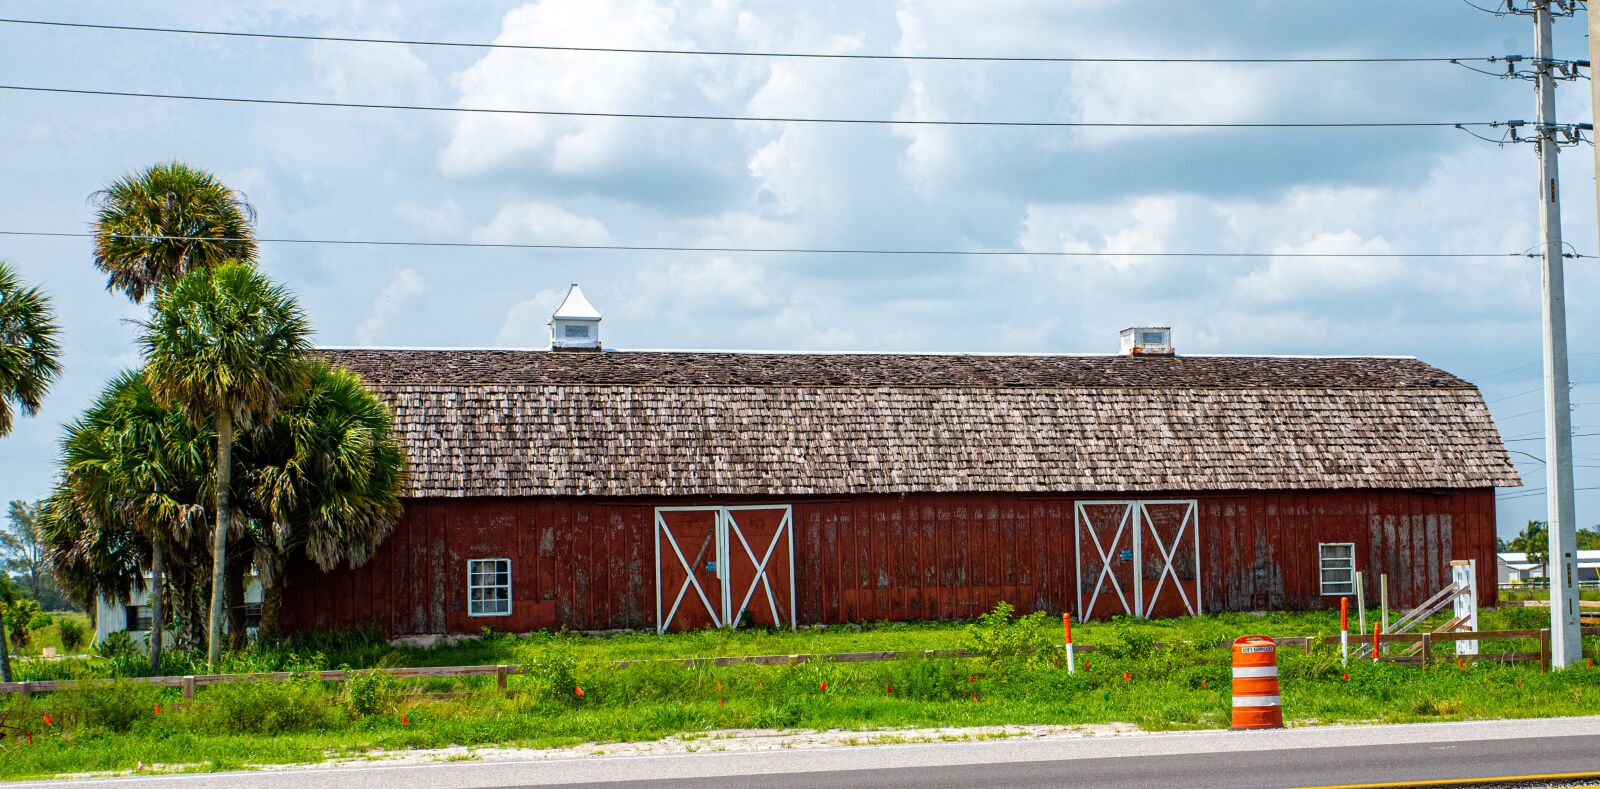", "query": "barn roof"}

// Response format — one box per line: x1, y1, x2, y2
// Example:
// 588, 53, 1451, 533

317, 348, 1520, 498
